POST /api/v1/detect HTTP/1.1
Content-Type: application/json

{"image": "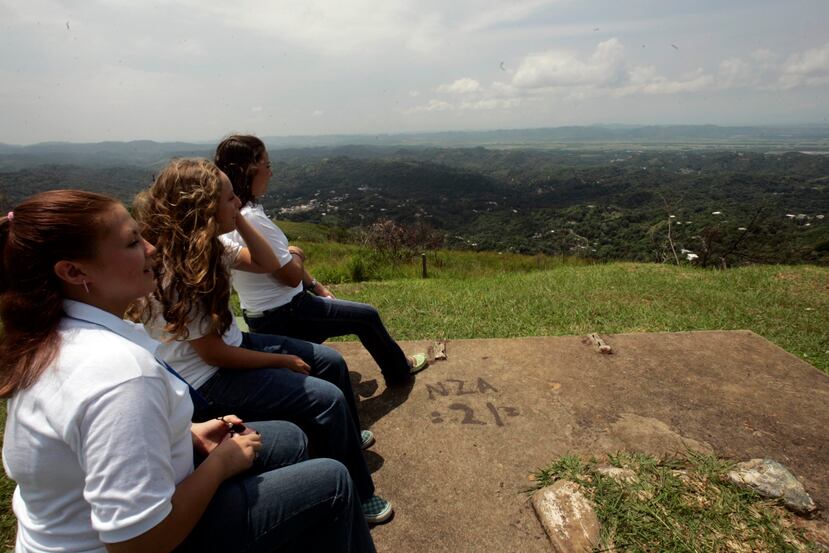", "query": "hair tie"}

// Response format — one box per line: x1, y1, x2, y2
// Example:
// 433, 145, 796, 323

6, 211, 12, 221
